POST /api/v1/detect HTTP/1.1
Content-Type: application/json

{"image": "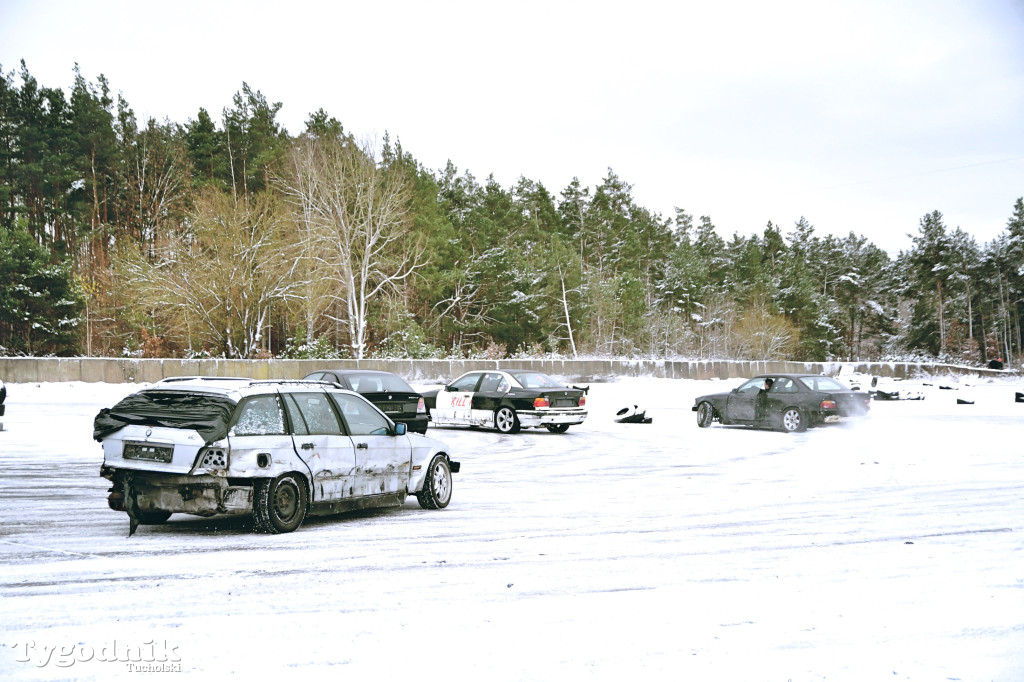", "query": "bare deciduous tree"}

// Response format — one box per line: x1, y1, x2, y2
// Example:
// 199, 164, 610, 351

733, 304, 799, 360
281, 136, 426, 358
116, 190, 299, 357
